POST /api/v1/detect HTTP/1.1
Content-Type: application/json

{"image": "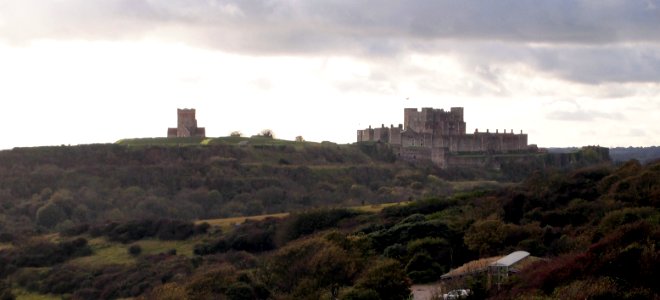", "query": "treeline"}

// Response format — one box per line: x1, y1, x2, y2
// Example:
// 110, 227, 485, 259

0, 142, 448, 234
610, 146, 660, 163
0, 142, 612, 236
0, 237, 91, 278
155, 159, 658, 298
0, 159, 657, 299
63, 219, 210, 243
